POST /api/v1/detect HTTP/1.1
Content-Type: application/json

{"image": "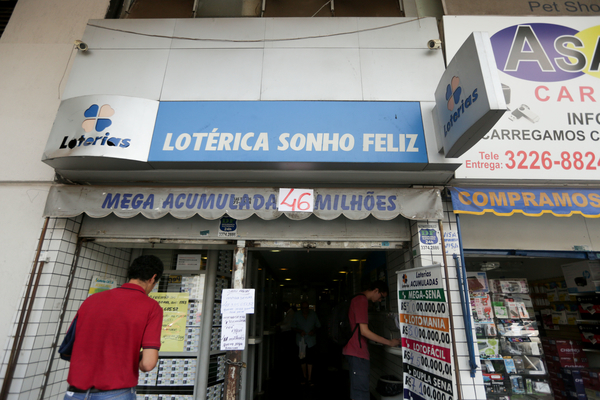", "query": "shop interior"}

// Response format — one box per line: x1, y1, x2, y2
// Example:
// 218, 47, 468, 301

132, 246, 400, 400
253, 249, 386, 400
